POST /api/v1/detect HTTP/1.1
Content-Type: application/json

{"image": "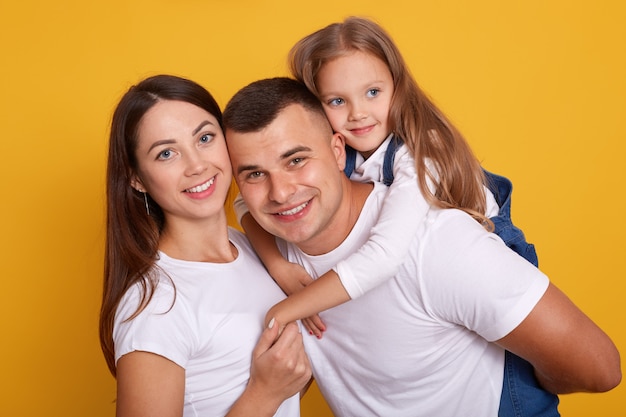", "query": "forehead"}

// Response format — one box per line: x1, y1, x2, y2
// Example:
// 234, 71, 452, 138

138, 100, 217, 139
318, 51, 392, 86
227, 104, 331, 159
